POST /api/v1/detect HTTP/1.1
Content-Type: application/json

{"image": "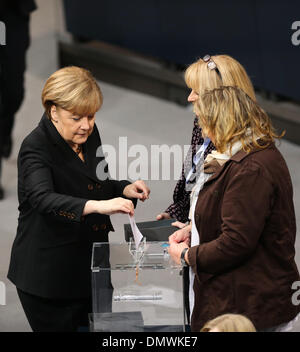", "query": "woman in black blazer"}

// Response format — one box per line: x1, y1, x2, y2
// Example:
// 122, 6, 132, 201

7, 66, 150, 332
